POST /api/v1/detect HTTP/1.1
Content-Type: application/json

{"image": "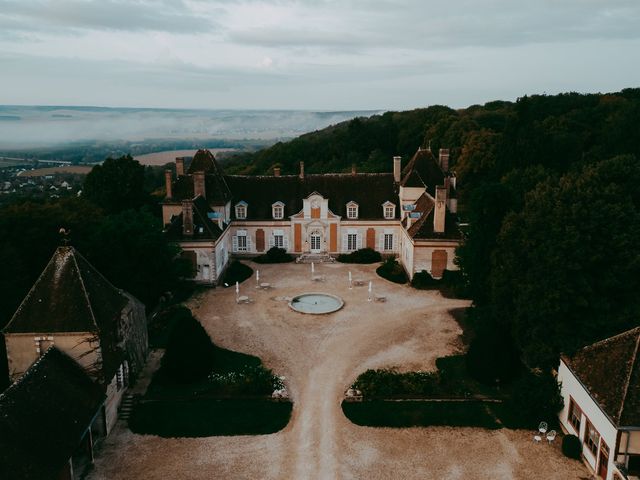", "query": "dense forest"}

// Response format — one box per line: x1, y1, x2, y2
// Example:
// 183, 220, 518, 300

226, 88, 640, 370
